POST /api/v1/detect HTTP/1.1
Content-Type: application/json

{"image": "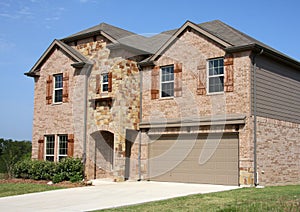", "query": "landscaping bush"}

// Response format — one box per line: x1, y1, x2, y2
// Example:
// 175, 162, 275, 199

55, 157, 84, 182
13, 157, 84, 183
